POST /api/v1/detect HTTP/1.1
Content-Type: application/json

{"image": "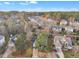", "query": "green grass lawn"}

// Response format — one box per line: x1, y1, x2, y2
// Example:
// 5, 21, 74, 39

35, 32, 53, 52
